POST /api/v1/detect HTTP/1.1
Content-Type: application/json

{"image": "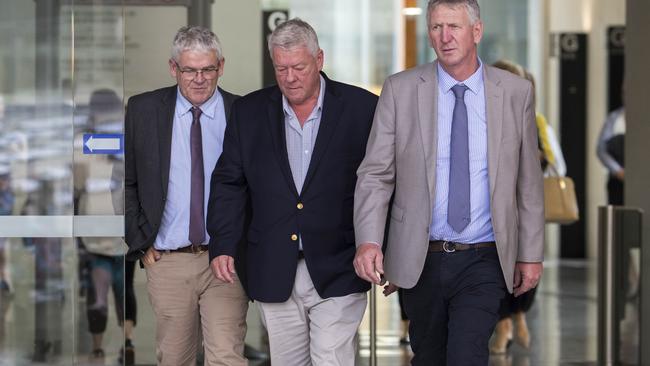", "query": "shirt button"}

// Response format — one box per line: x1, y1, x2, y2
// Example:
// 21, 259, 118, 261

291, 234, 298, 241
304, 150, 309, 154
297, 203, 304, 210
